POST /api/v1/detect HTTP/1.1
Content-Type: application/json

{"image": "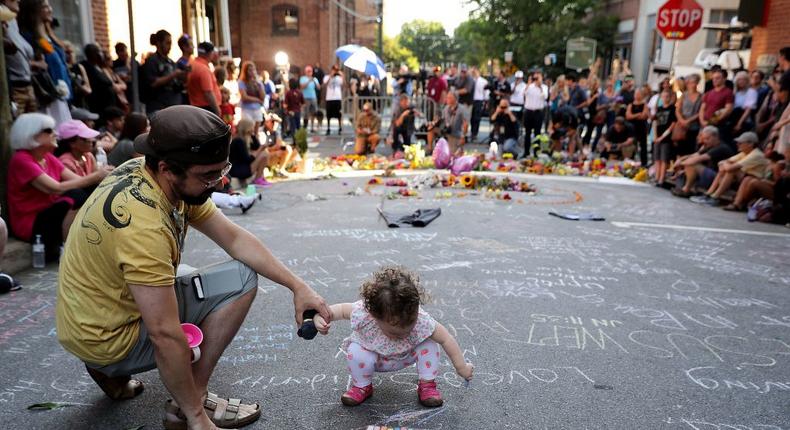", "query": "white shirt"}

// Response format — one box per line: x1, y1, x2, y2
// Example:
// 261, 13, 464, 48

510, 81, 527, 106
524, 83, 546, 110
324, 75, 343, 101
473, 77, 488, 101
734, 88, 758, 110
